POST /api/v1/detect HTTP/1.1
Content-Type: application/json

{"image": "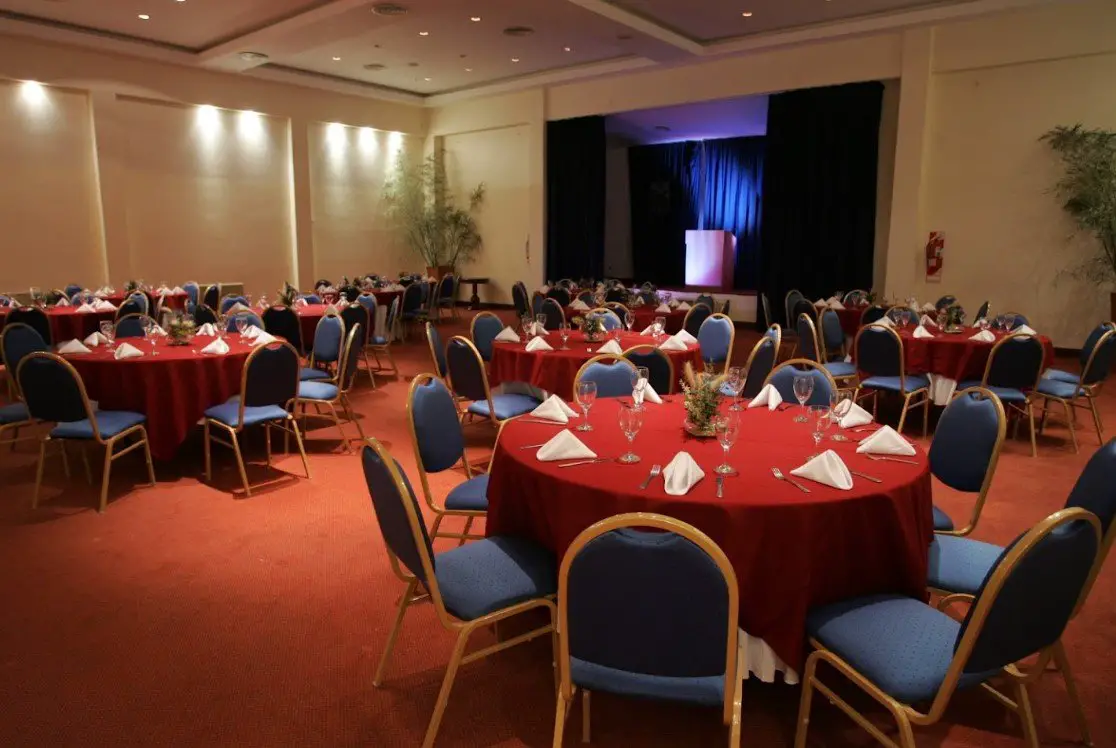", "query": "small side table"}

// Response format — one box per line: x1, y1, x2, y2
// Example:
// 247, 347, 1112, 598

460, 277, 489, 310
